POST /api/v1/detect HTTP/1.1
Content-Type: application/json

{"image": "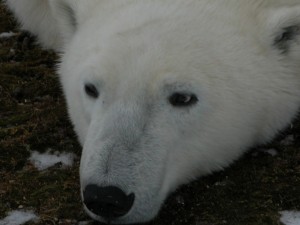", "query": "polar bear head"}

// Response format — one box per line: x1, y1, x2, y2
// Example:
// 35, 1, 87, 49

52, 0, 300, 224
